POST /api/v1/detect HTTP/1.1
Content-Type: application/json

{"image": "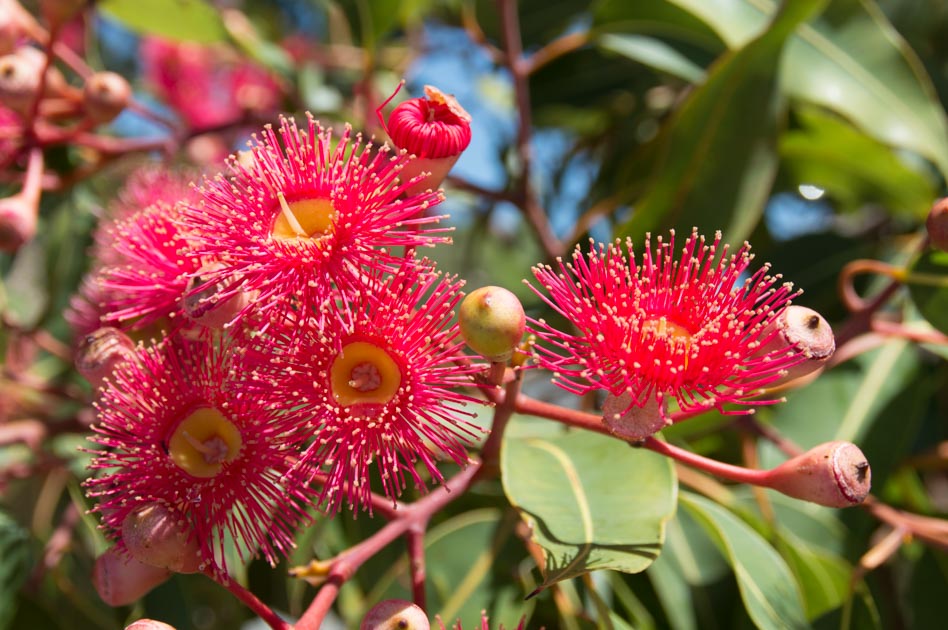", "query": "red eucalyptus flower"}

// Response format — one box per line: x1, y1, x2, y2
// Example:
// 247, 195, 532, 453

84, 335, 312, 577
529, 229, 804, 439
180, 115, 451, 329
